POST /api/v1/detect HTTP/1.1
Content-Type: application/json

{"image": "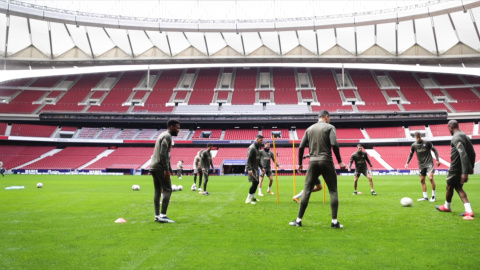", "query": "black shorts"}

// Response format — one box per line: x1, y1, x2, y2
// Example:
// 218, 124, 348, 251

260, 170, 273, 177
355, 168, 369, 177
446, 171, 462, 186
419, 165, 434, 176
